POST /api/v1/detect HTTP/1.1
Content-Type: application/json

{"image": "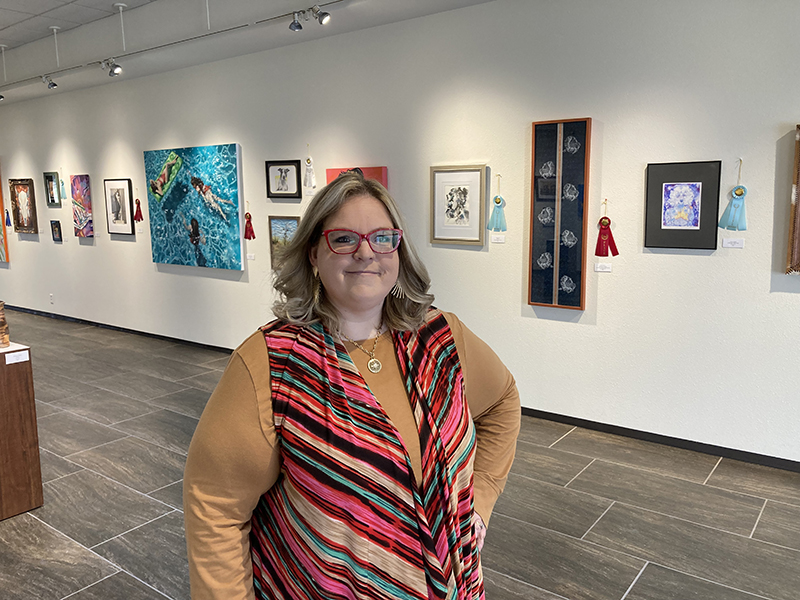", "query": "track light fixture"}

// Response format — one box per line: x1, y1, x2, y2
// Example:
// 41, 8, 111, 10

311, 5, 331, 25
42, 75, 57, 90
289, 12, 303, 31
102, 59, 123, 77
0, 94, 4, 101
